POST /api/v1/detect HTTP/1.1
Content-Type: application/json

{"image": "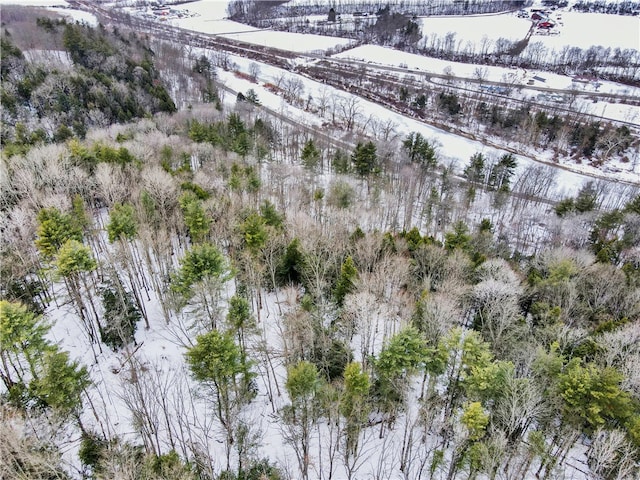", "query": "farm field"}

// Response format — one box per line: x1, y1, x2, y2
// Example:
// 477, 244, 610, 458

221, 29, 354, 53
334, 44, 640, 95
419, 10, 640, 51
166, 0, 355, 53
